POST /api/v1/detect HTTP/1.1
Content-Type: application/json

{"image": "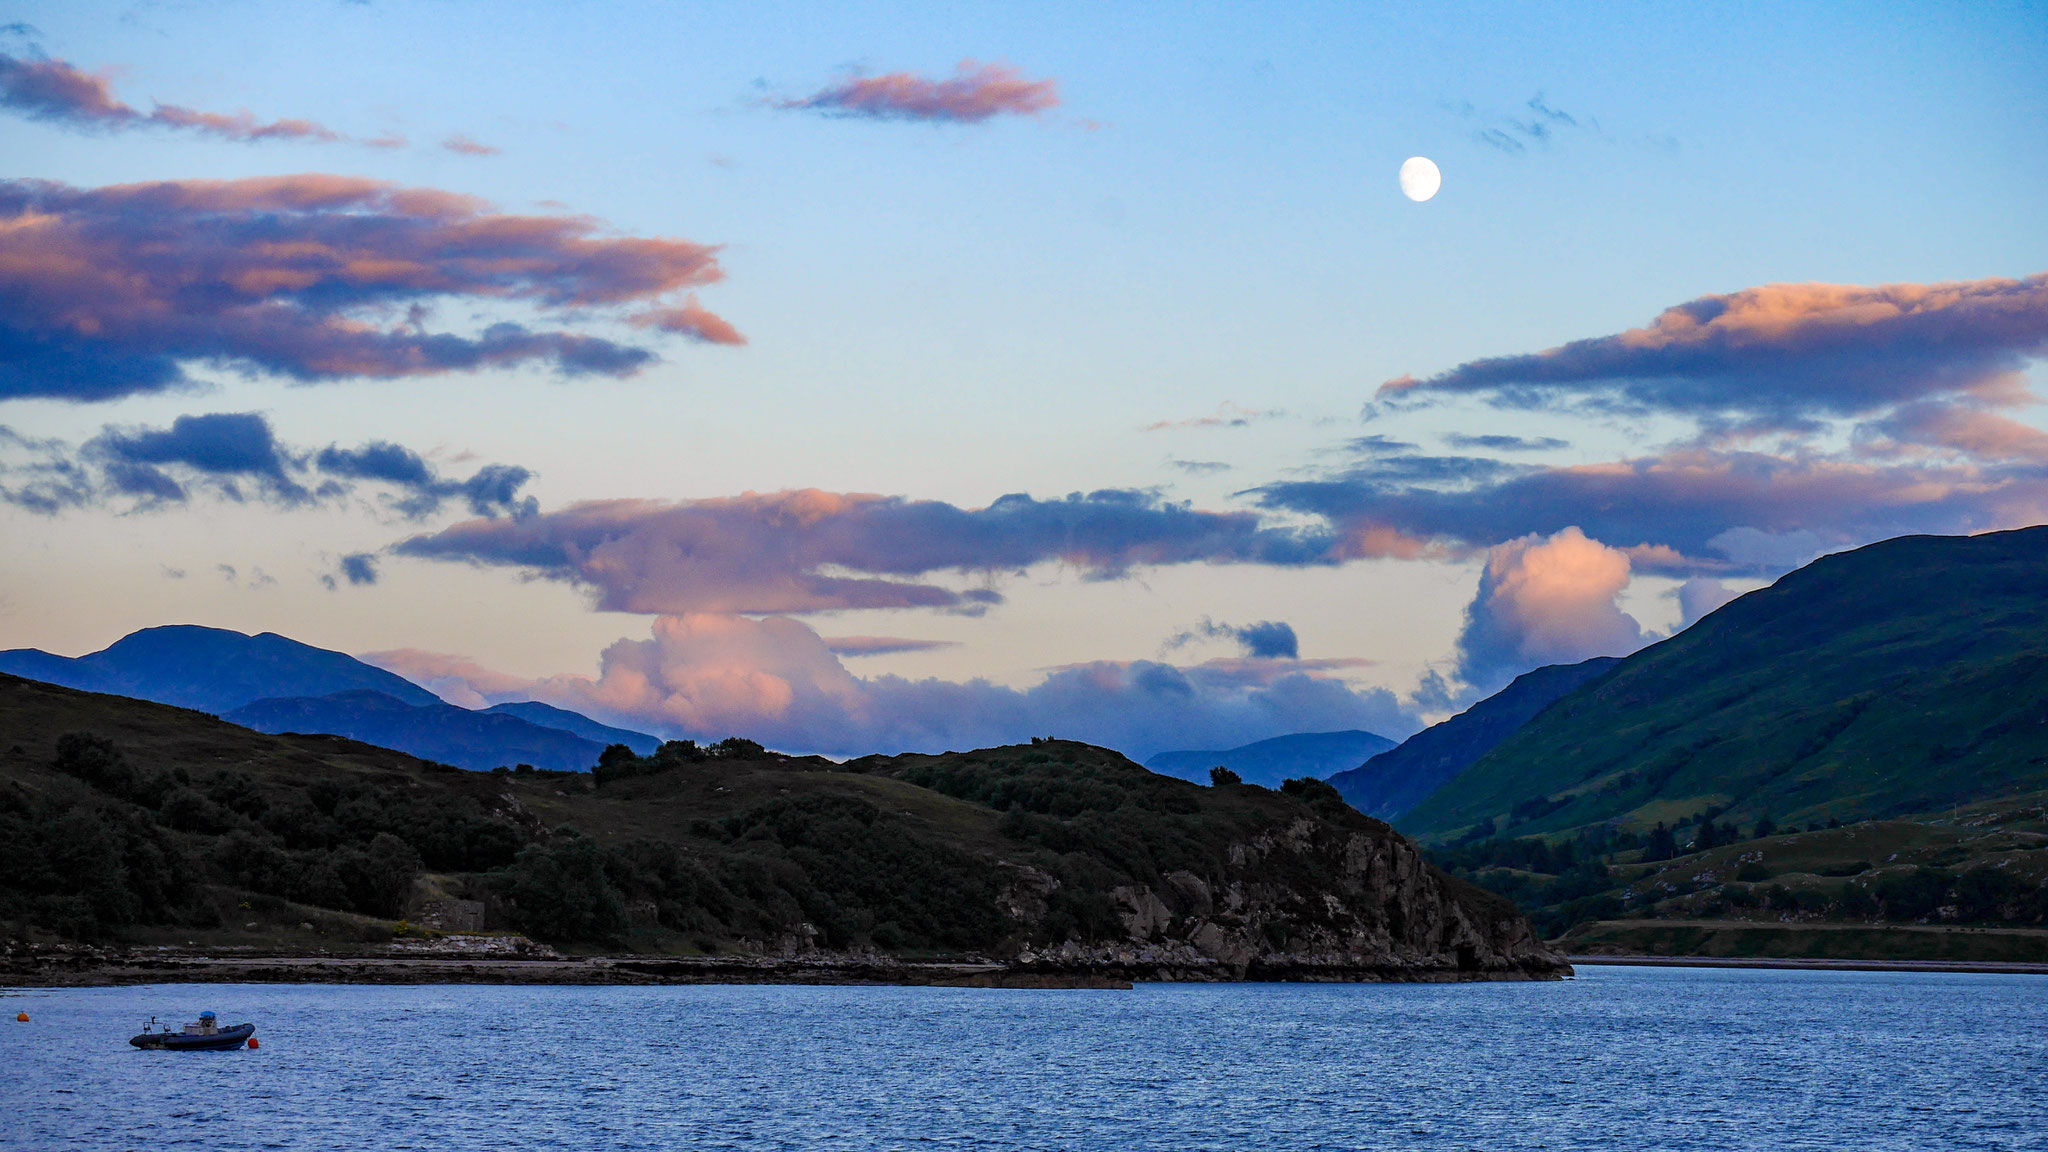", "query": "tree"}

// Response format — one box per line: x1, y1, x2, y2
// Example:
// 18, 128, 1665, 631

498, 831, 627, 942
1644, 822, 1678, 862
1209, 766, 1242, 787
1752, 816, 1777, 839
